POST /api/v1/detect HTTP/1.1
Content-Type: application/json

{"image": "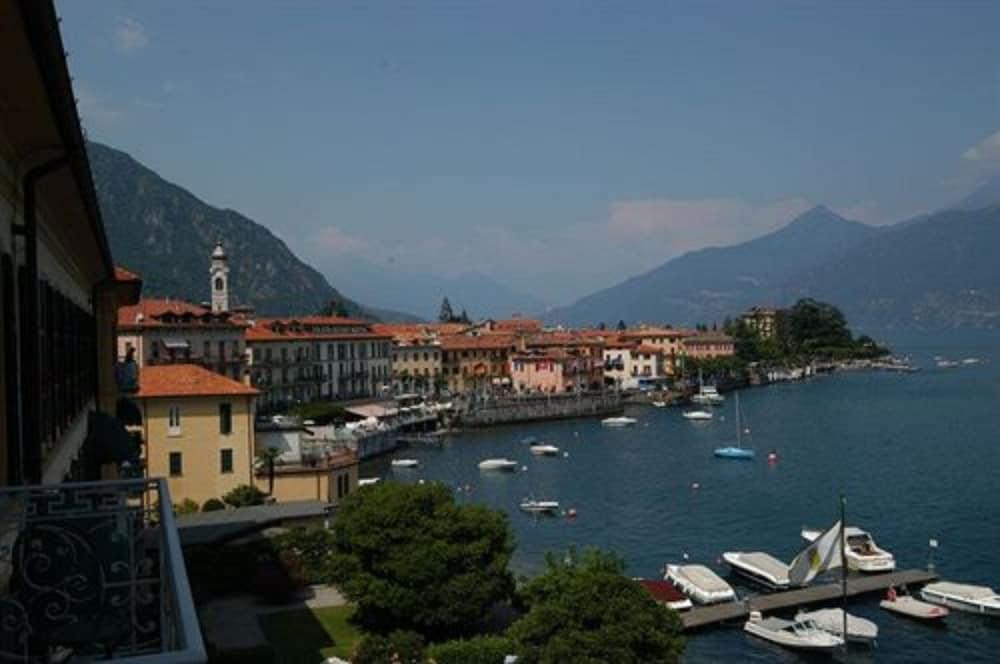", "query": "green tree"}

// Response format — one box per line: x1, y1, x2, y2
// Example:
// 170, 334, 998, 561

273, 526, 338, 584
256, 446, 282, 495
175, 498, 200, 515
201, 498, 226, 512
223, 484, 267, 508
616, 319, 627, 331
439, 297, 455, 323
329, 482, 514, 640
353, 630, 426, 664
428, 635, 516, 664
508, 549, 684, 664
